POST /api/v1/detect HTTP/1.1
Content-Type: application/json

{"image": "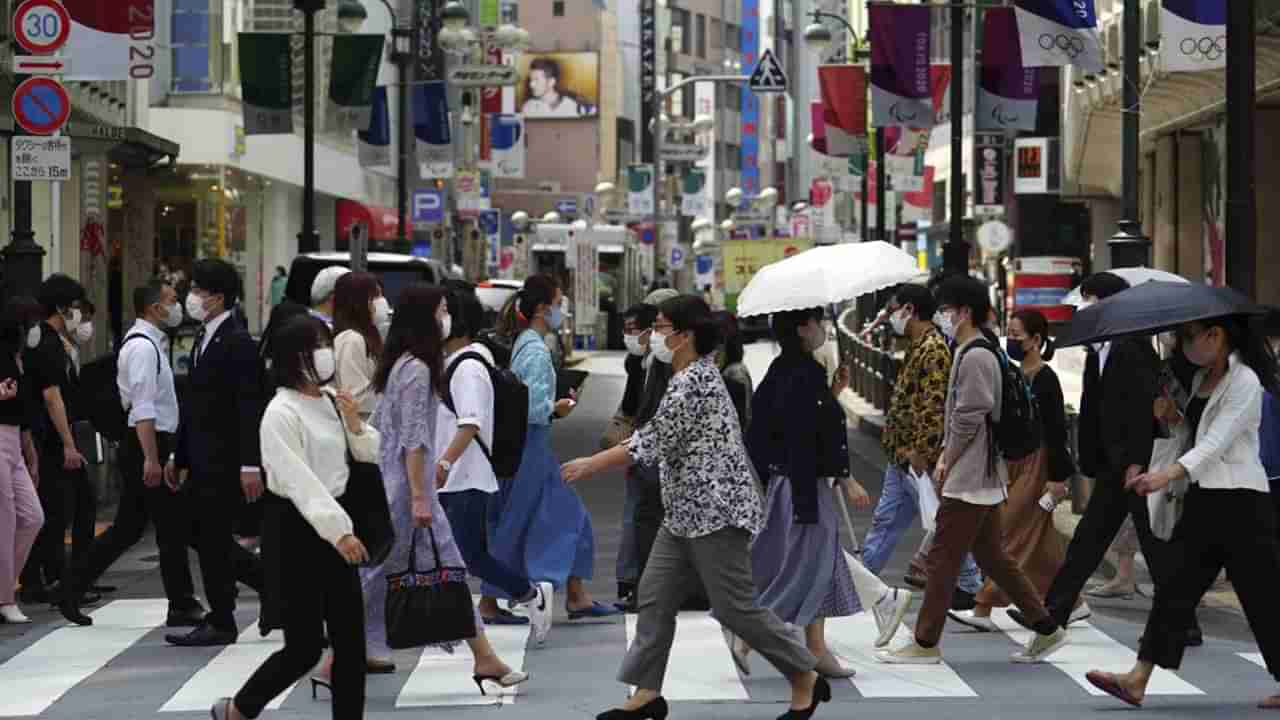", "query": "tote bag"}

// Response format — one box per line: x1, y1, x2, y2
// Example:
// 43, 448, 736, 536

328, 397, 394, 566
385, 528, 478, 649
